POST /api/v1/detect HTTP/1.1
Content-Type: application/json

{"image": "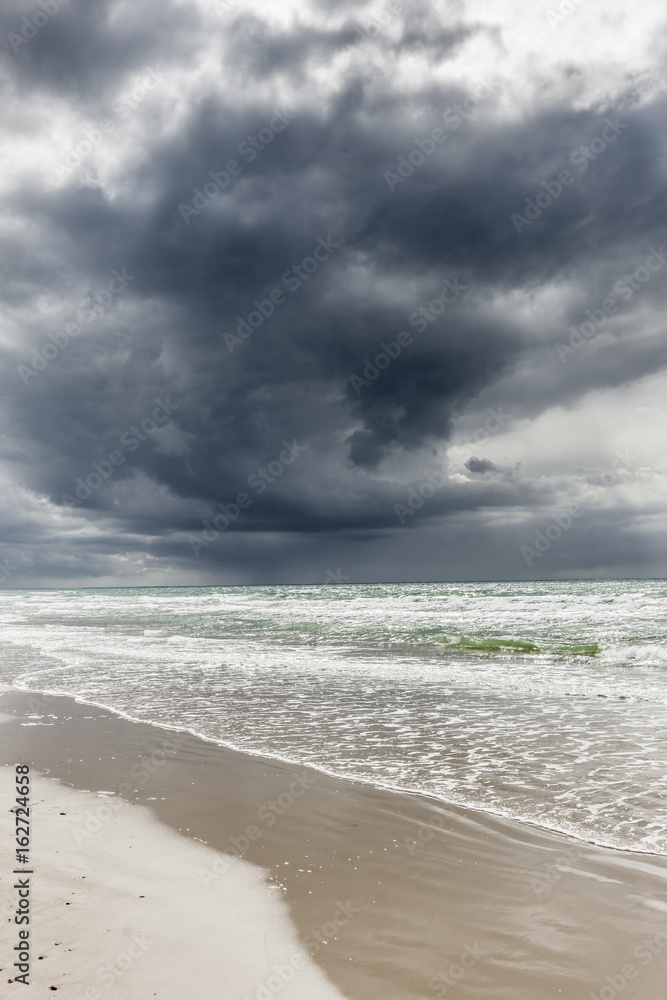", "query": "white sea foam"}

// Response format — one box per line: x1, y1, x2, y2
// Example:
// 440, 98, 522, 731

1, 581, 666, 853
